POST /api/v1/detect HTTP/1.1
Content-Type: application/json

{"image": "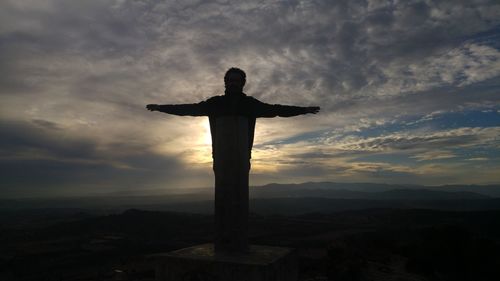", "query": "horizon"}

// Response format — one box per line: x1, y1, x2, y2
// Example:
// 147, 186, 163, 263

2, 180, 500, 200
